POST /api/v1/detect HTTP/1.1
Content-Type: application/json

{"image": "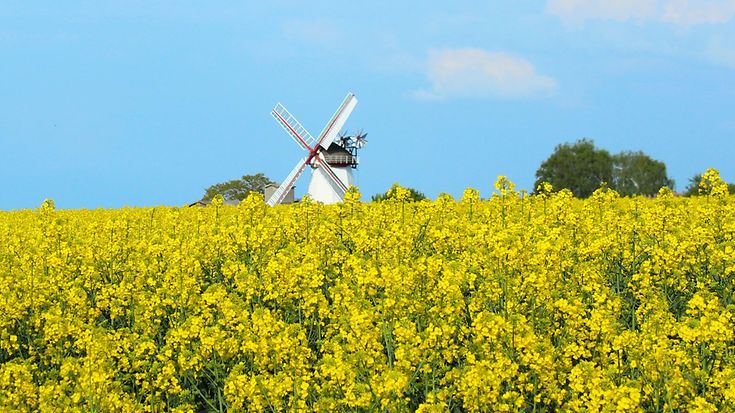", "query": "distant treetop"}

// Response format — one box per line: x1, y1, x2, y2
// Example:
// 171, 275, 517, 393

534, 139, 674, 198
202, 173, 275, 202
